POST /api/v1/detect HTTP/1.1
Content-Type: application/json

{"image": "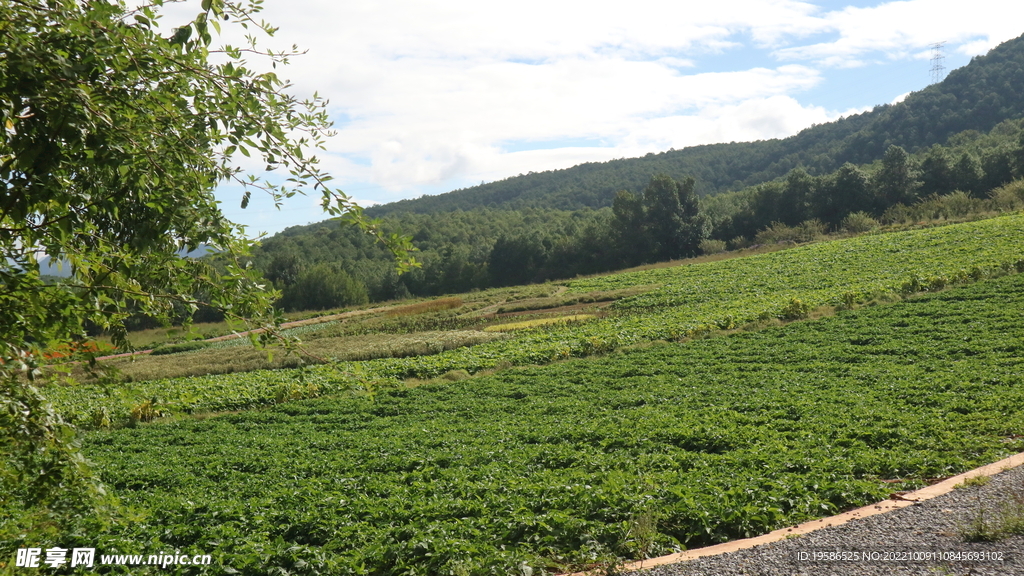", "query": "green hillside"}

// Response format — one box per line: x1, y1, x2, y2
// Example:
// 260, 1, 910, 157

48, 213, 1024, 427
70, 261, 1024, 575
22, 212, 1024, 576
367, 33, 1024, 216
